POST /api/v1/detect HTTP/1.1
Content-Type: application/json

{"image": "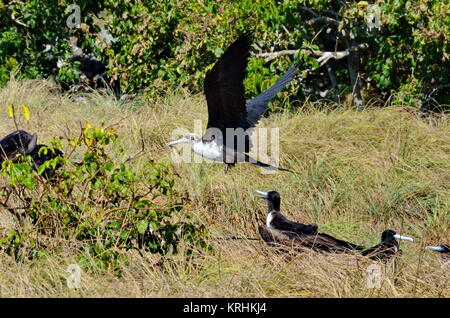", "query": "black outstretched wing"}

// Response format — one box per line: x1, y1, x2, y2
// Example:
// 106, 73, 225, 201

204, 32, 253, 139
246, 64, 298, 126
